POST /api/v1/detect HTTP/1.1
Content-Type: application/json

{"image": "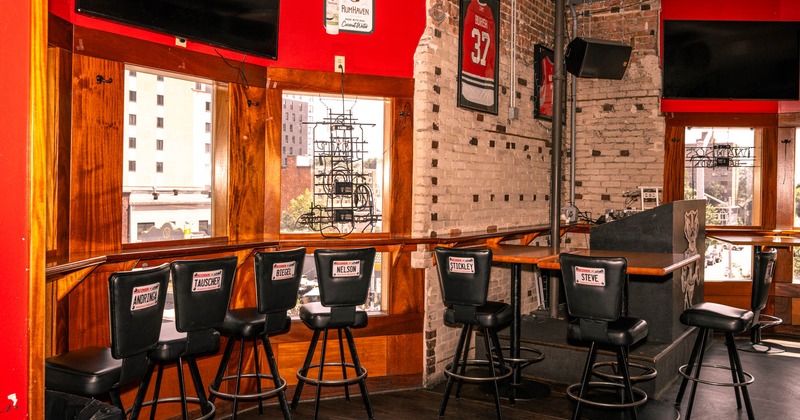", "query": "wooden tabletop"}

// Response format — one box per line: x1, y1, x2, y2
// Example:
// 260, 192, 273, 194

485, 244, 561, 264
708, 233, 800, 248
536, 249, 701, 276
